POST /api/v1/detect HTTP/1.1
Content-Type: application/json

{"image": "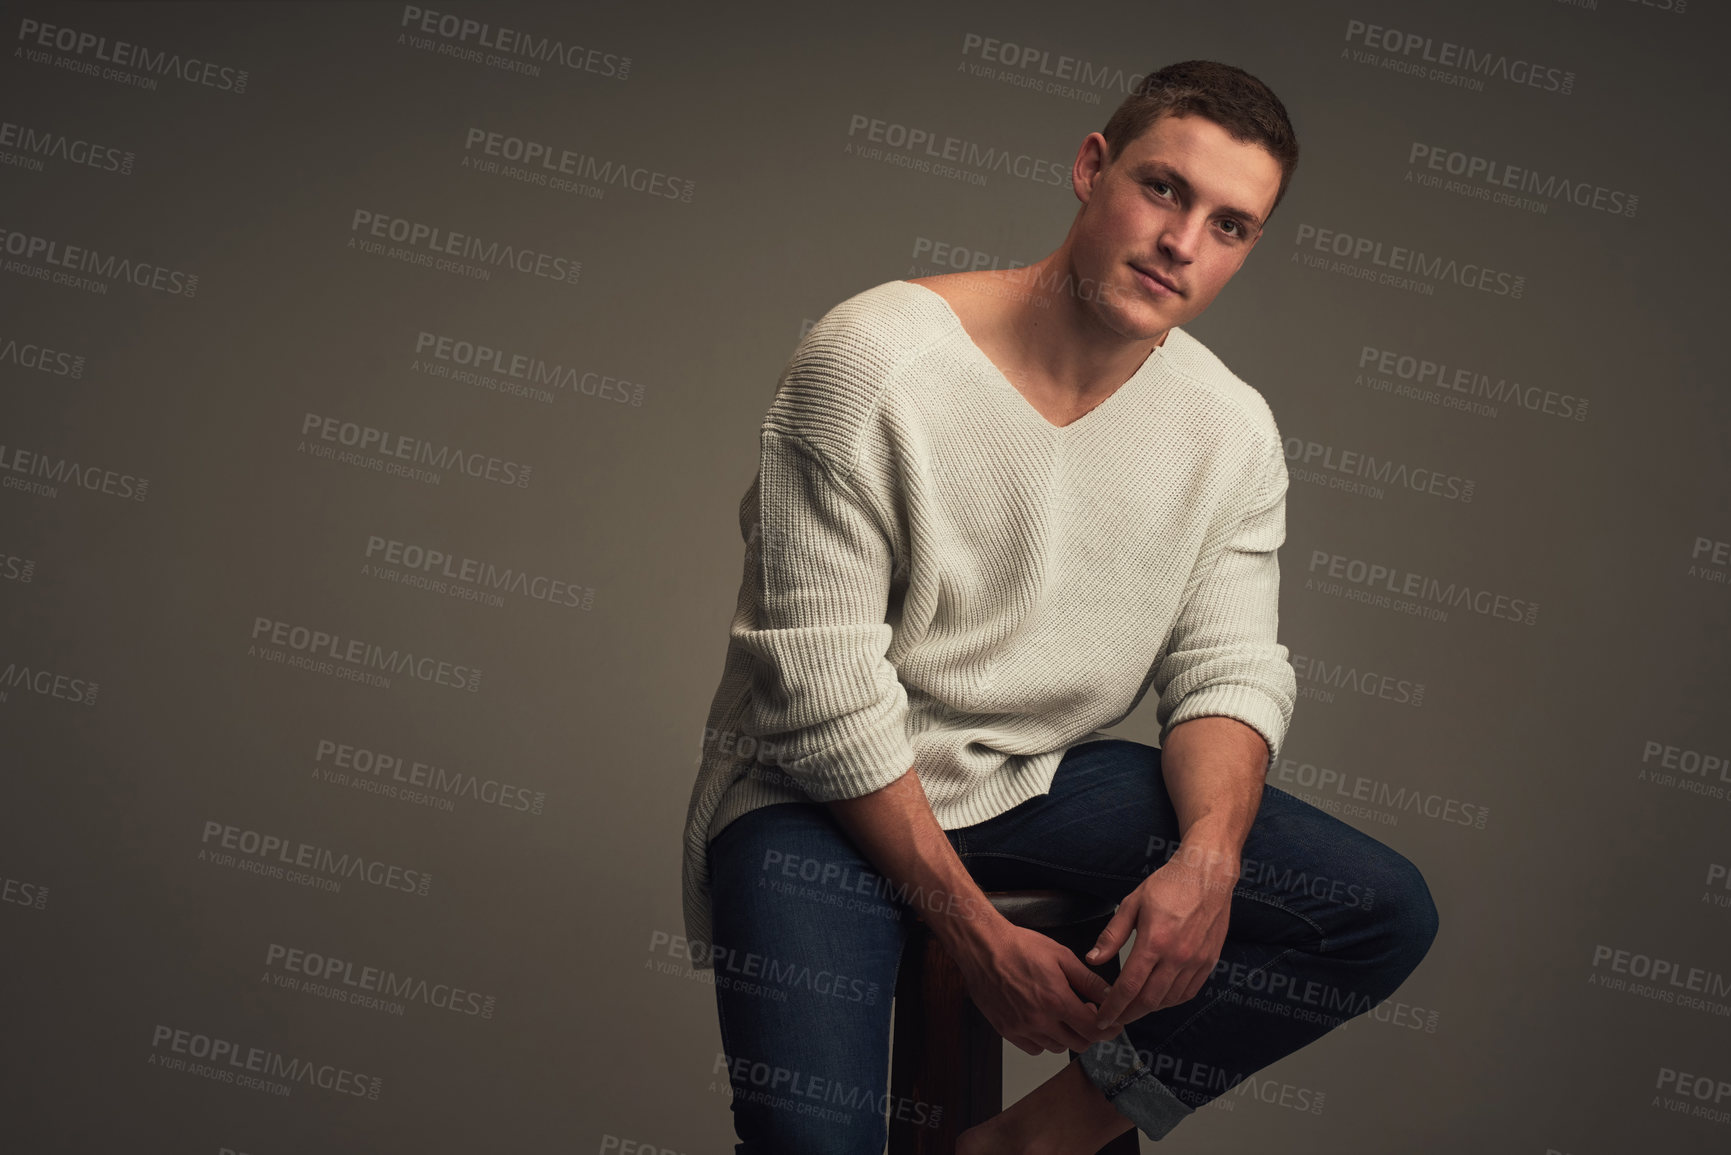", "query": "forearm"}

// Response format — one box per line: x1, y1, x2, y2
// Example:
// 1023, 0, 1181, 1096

823, 766, 1010, 955
1160, 715, 1269, 879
